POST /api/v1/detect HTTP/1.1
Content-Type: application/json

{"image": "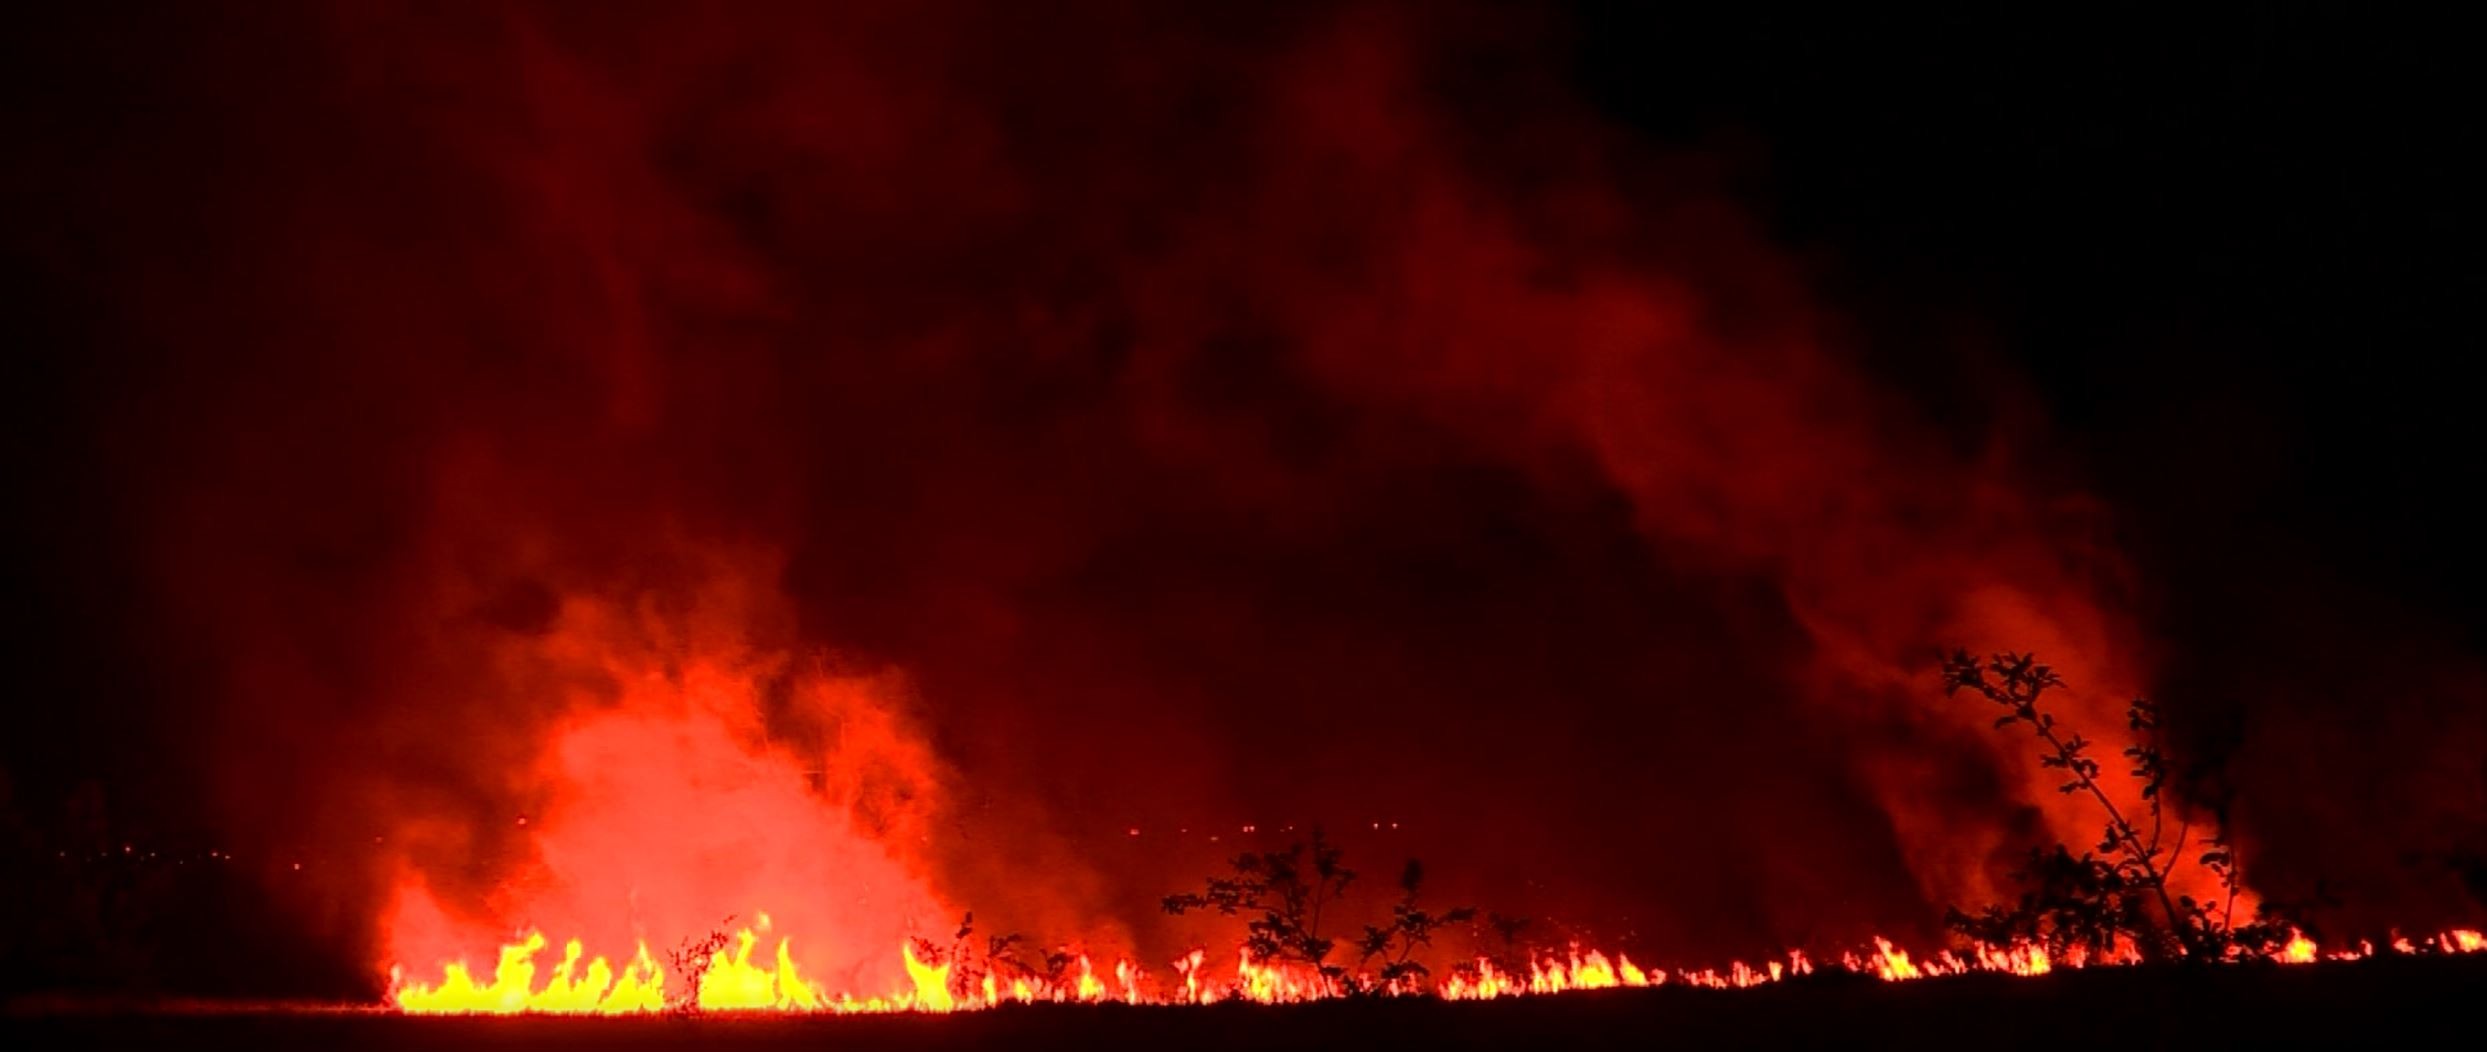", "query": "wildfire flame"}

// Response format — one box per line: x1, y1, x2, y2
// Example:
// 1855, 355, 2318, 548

390, 923, 2487, 1014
